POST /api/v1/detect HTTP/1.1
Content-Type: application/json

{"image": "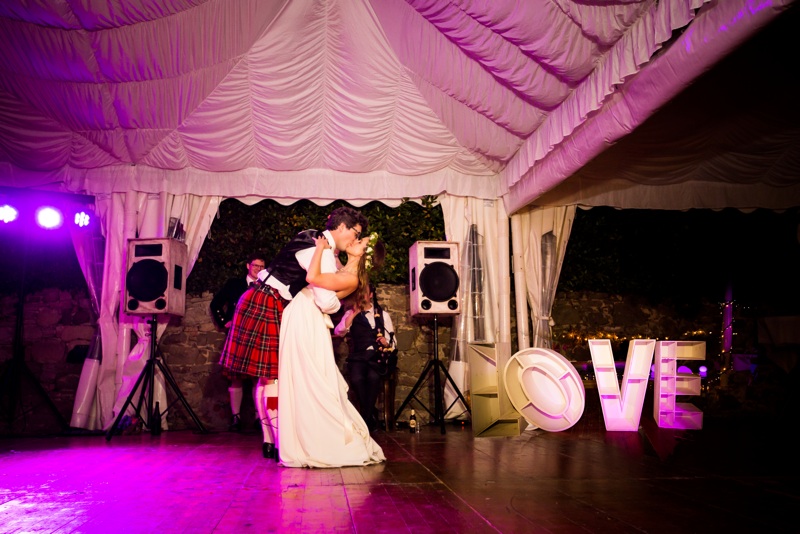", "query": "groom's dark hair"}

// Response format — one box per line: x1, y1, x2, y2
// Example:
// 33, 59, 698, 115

325, 206, 368, 234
